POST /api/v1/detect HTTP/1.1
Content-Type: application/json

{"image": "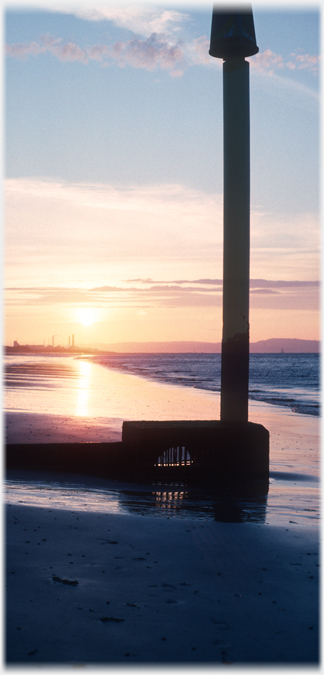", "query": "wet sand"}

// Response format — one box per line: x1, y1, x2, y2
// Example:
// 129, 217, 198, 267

6, 504, 319, 665
4, 355, 320, 665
